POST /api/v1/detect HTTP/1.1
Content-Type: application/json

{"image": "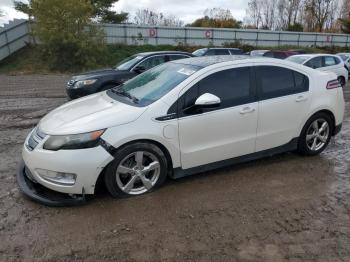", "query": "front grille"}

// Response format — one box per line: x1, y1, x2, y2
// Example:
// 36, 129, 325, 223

25, 127, 46, 151
67, 80, 76, 88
